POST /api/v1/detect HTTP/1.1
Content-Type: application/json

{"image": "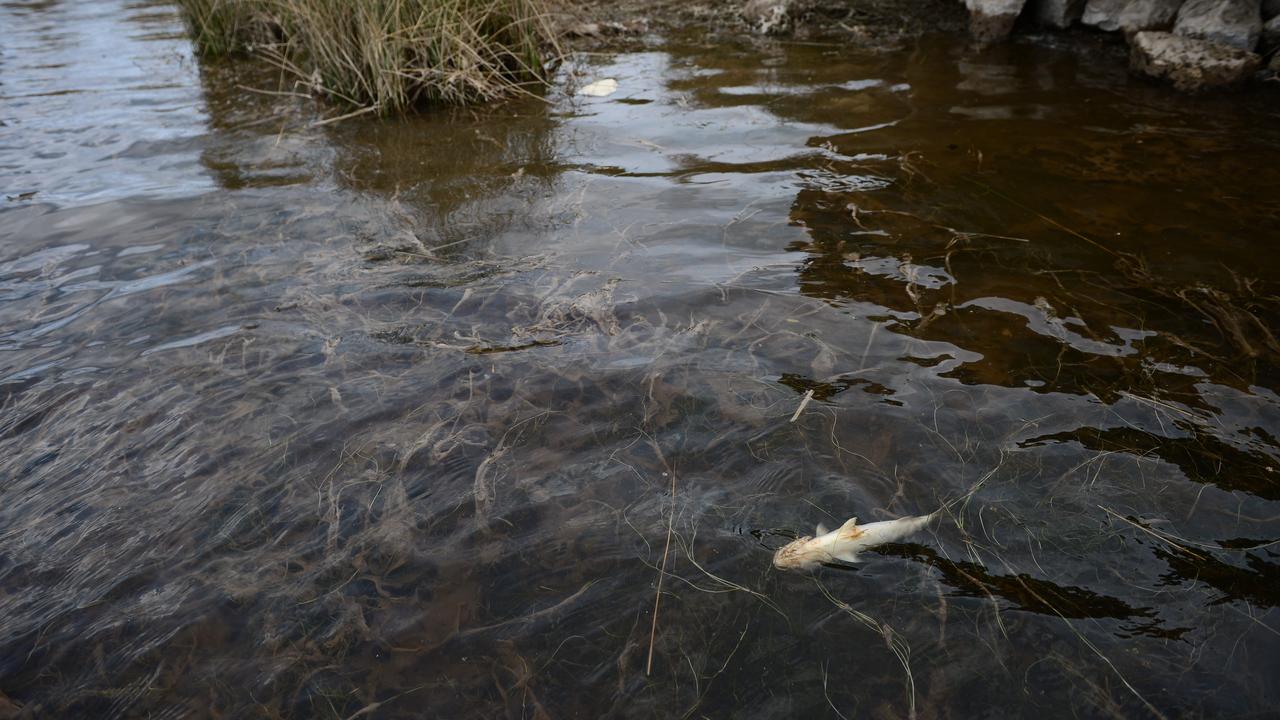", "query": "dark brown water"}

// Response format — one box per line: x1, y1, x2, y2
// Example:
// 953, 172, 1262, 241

3, 1, 1280, 718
